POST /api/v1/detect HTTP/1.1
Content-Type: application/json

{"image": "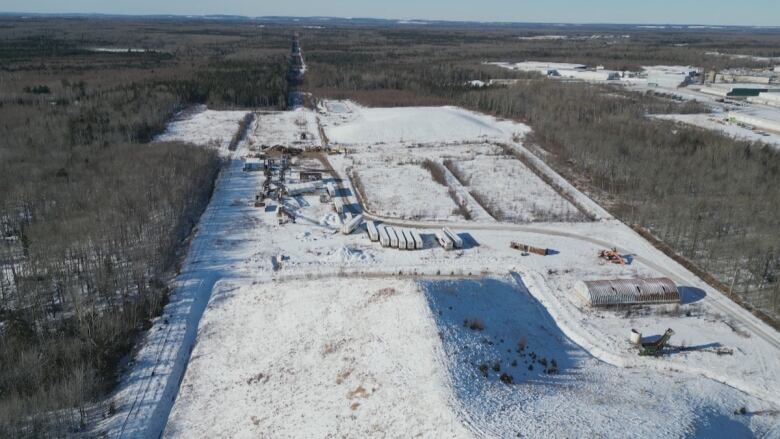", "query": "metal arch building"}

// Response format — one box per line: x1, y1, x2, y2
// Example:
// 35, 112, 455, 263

575, 277, 680, 307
